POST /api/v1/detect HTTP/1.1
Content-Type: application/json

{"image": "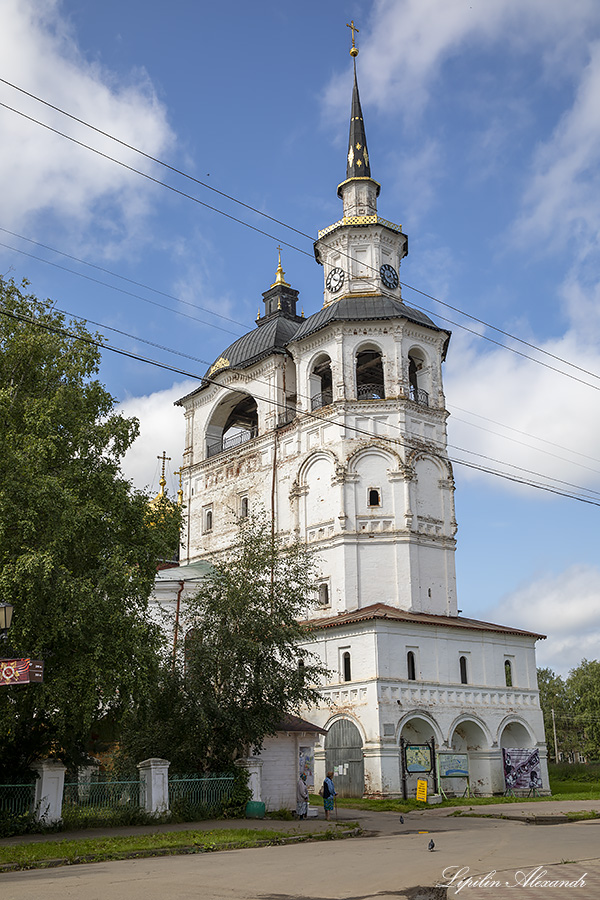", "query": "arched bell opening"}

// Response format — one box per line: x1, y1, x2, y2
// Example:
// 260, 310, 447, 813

408, 348, 429, 407
356, 348, 385, 400
206, 391, 258, 459
310, 354, 333, 410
